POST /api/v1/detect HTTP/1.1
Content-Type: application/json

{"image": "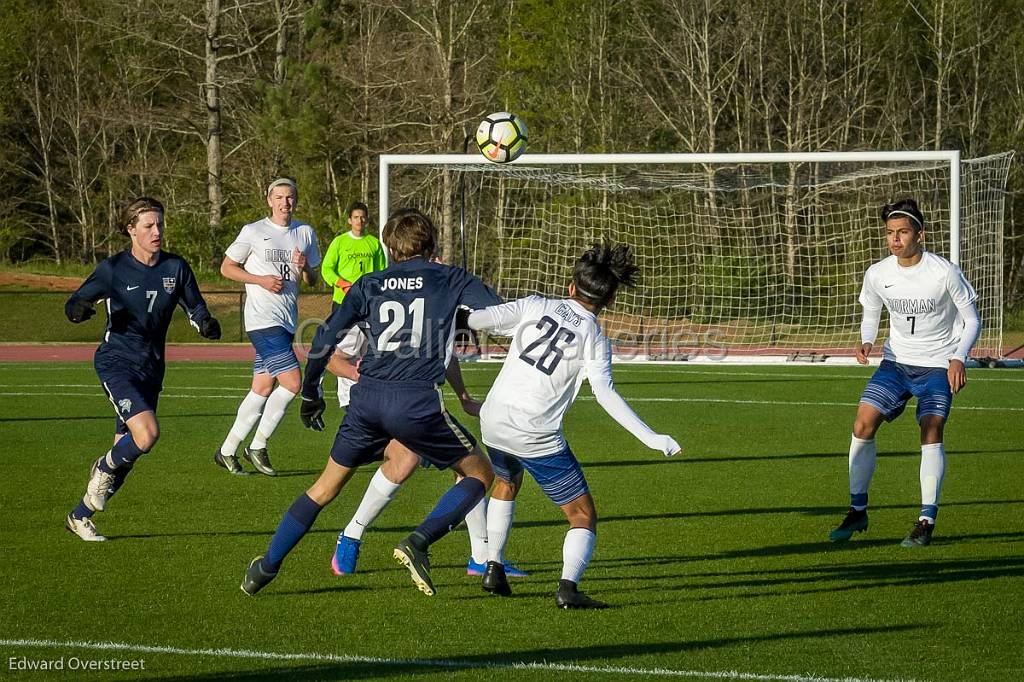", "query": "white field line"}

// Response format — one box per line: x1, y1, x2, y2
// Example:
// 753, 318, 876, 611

0, 638, 922, 682
0, 387, 1019, 412
1, 363, 1022, 383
